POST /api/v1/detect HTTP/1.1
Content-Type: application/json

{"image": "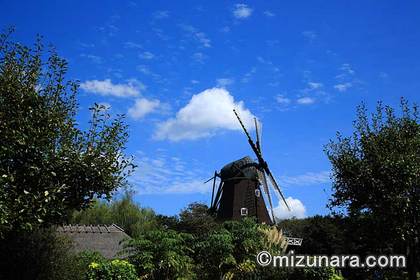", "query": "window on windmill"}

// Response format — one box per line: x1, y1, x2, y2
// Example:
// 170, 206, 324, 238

255, 189, 261, 197
241, 207, 248, 216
